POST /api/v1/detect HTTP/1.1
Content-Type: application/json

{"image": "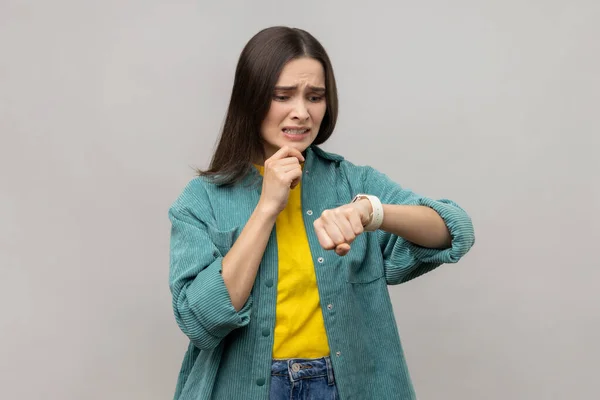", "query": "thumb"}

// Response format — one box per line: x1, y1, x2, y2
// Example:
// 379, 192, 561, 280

335, 243, 351, 256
